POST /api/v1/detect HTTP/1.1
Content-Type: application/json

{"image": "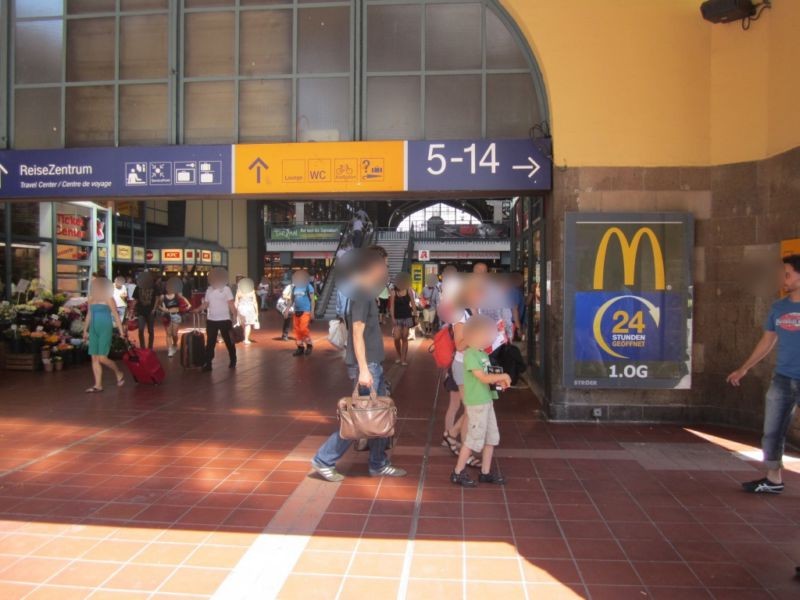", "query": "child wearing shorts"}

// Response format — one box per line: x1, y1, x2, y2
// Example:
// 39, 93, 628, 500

451, 314, 511, 487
